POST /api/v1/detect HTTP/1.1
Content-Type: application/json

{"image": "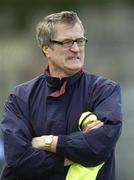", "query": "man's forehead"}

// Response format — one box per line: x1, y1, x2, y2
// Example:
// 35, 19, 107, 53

54, 23, 84, 39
